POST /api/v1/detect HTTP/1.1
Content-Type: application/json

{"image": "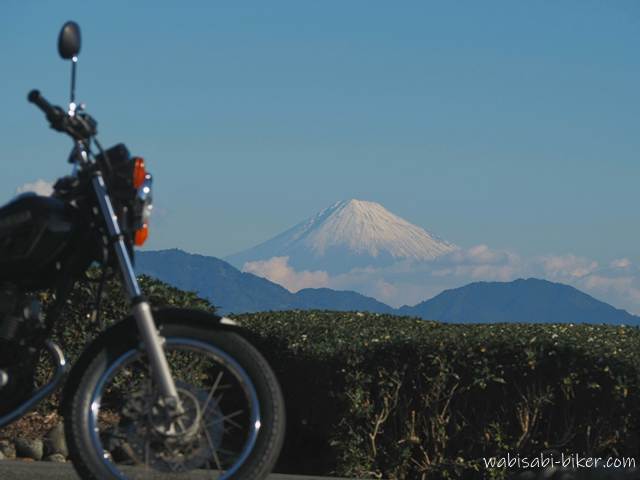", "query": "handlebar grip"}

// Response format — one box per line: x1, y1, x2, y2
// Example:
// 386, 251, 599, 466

27, 89, 95, 139
28, 89, 58, 119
